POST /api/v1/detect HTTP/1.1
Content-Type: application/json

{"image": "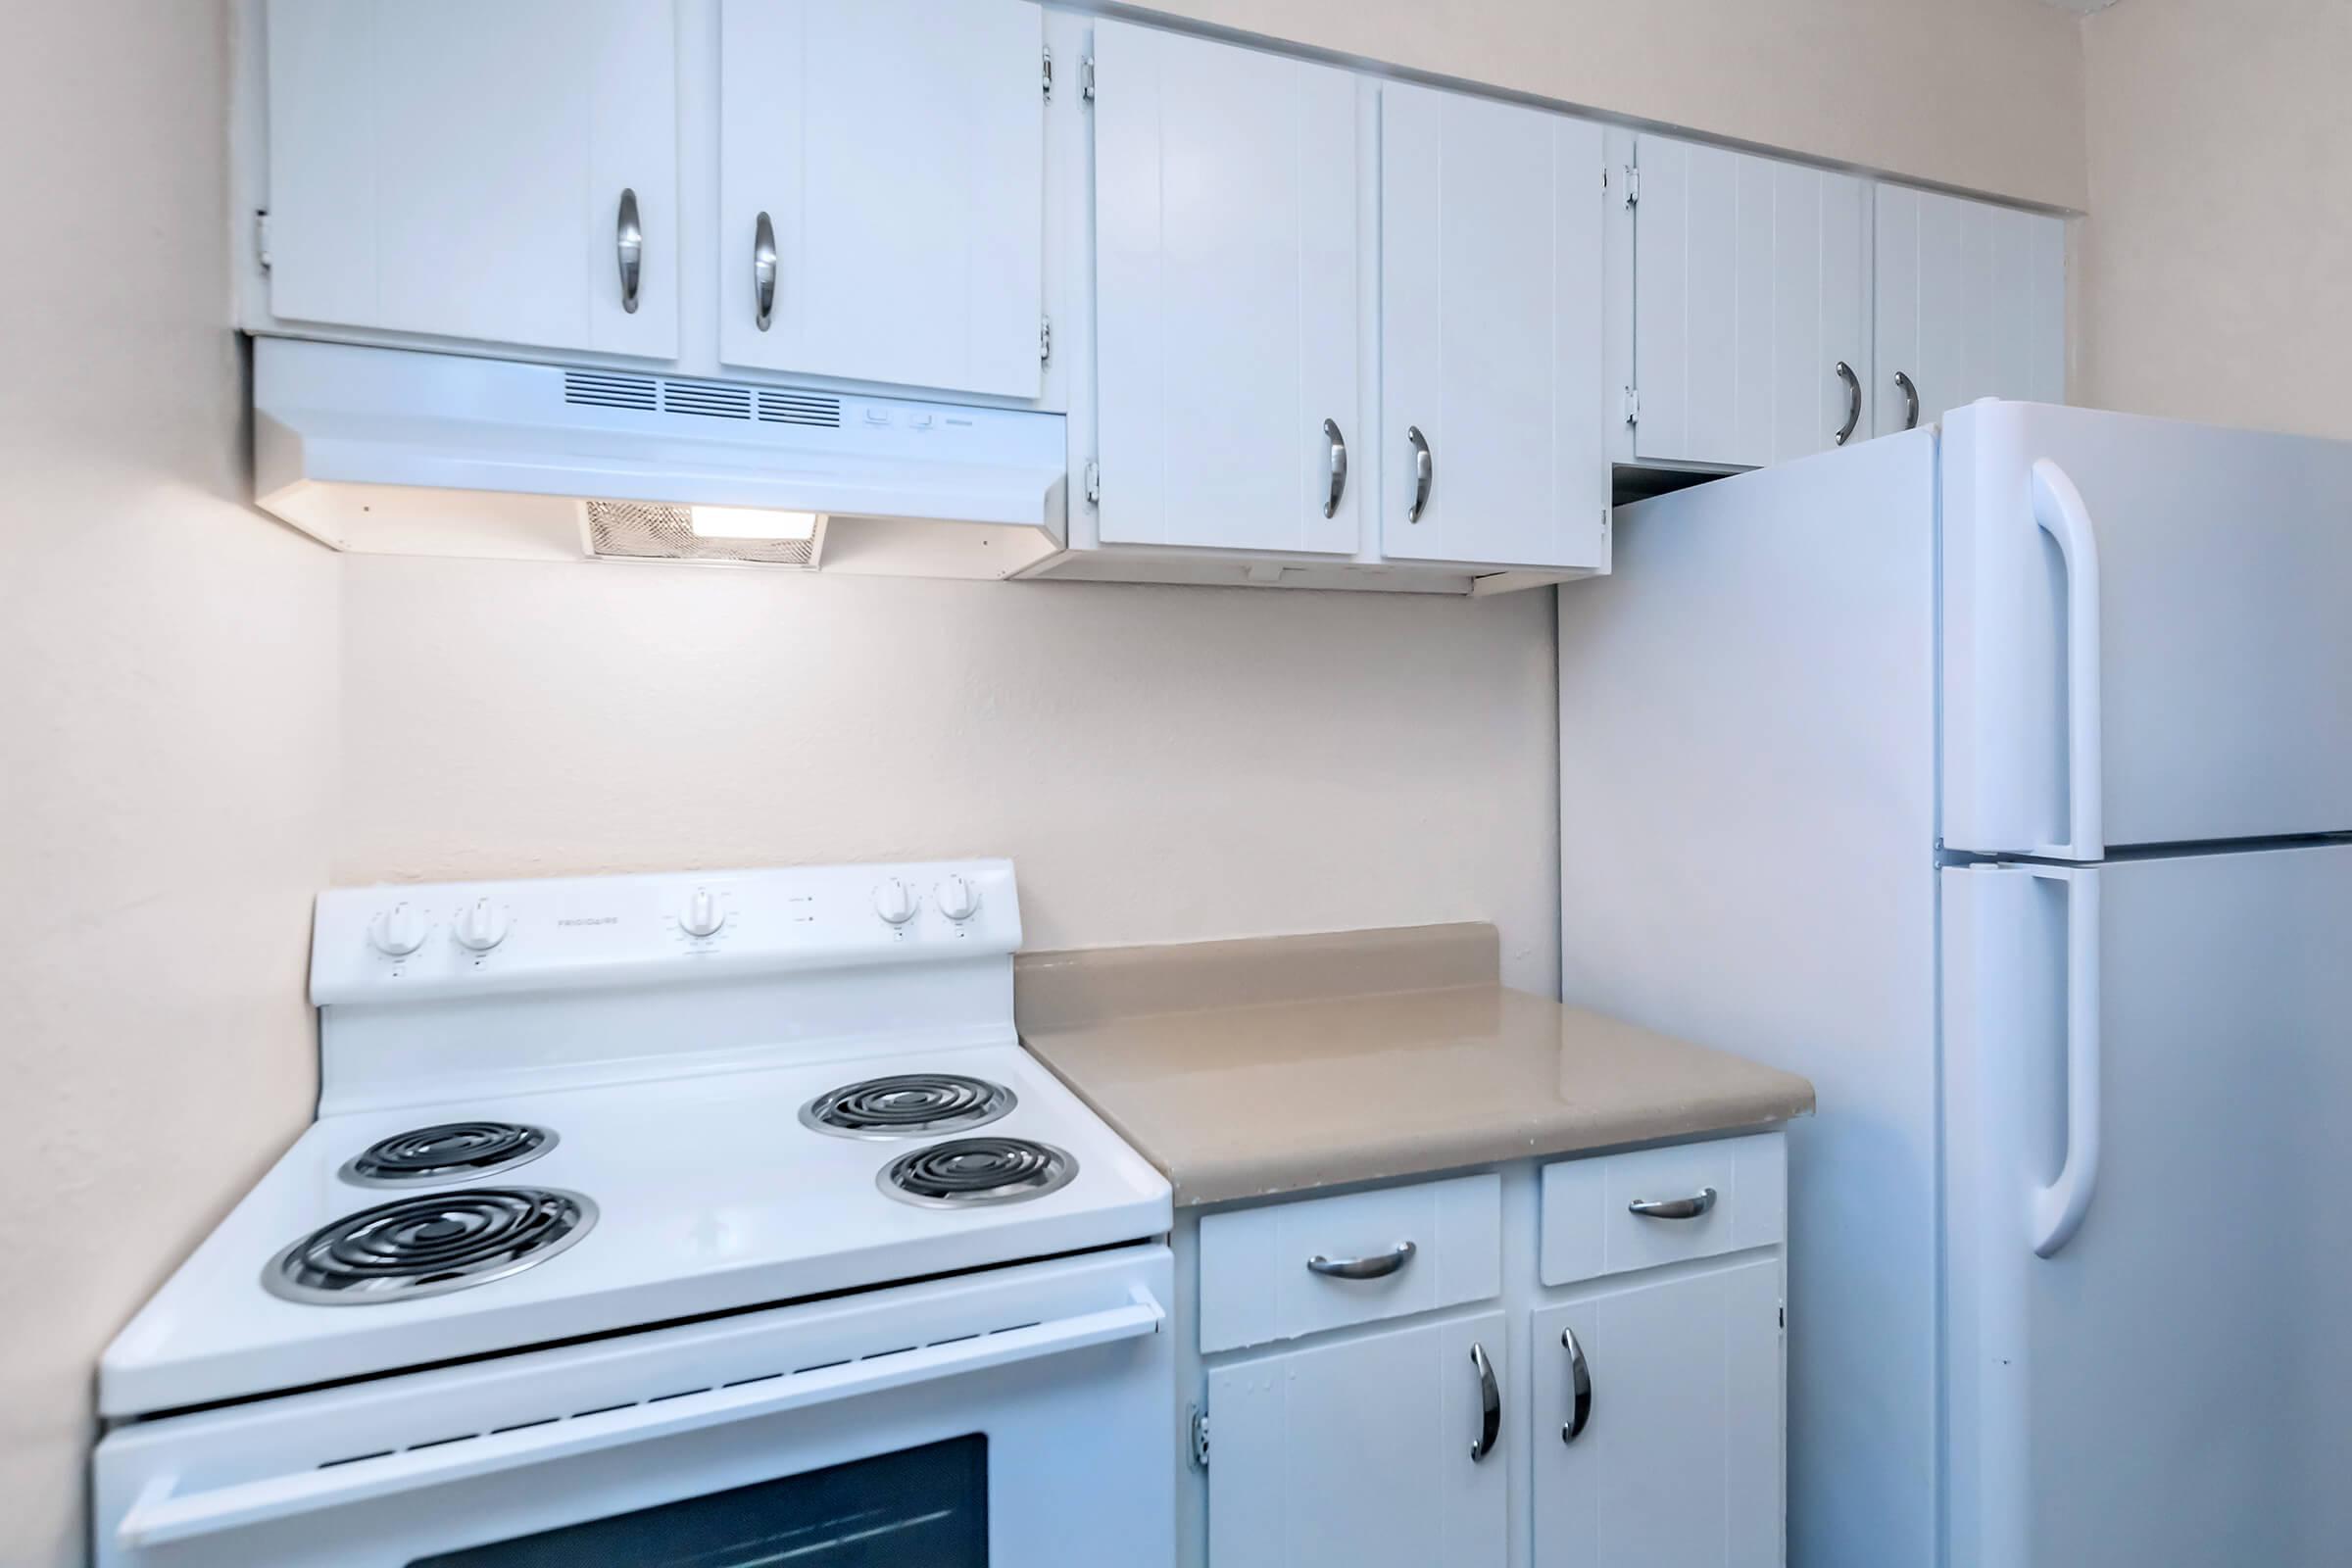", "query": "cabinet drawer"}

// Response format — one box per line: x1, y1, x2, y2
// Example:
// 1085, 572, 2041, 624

1198, 1173, 1502, 1353
1541, 1133, 1785, 1288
